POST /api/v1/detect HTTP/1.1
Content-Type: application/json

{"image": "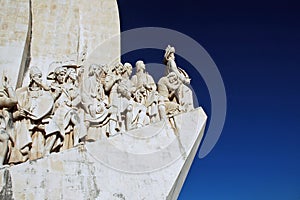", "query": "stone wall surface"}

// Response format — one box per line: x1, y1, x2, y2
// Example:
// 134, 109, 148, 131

0, 1, 205, 199
22, 0, 120, 86
0, 108, 207, 200
0, 0, 120, 87
30, 0, 120, 69
0, 0, 30, 89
